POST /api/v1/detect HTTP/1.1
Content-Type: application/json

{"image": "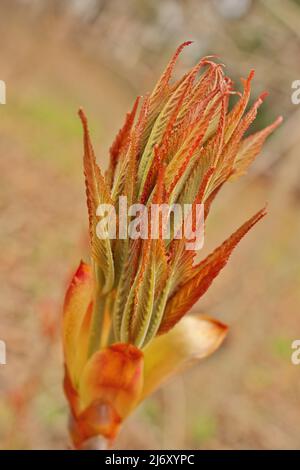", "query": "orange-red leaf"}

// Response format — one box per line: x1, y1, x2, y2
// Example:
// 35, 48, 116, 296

232, 116, 283, 178
159, 208, 266, 334
62, 261, 93, 384
107, 96, 140, 187
78, 109, 115, 293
